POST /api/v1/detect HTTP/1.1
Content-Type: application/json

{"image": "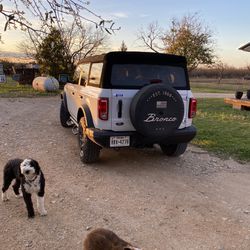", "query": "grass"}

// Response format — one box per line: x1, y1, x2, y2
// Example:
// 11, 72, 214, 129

191, 86, 234, 93
192, 98, 250, 162
190, 78, 250, 93
0, 77, 60, 97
